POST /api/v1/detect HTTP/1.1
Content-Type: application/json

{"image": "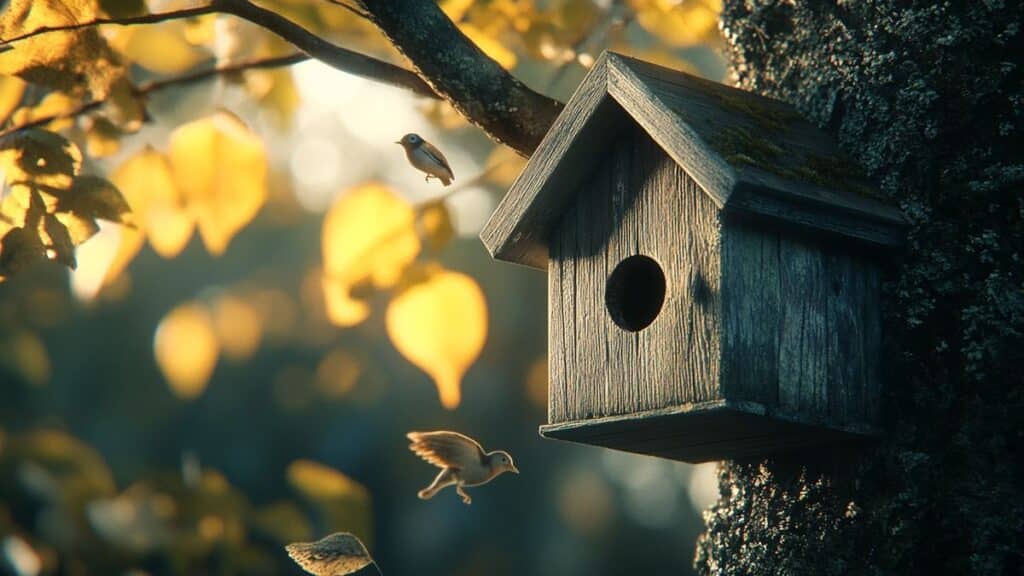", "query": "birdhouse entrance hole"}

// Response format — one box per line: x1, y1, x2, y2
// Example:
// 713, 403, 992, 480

605, 255, 666, 332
